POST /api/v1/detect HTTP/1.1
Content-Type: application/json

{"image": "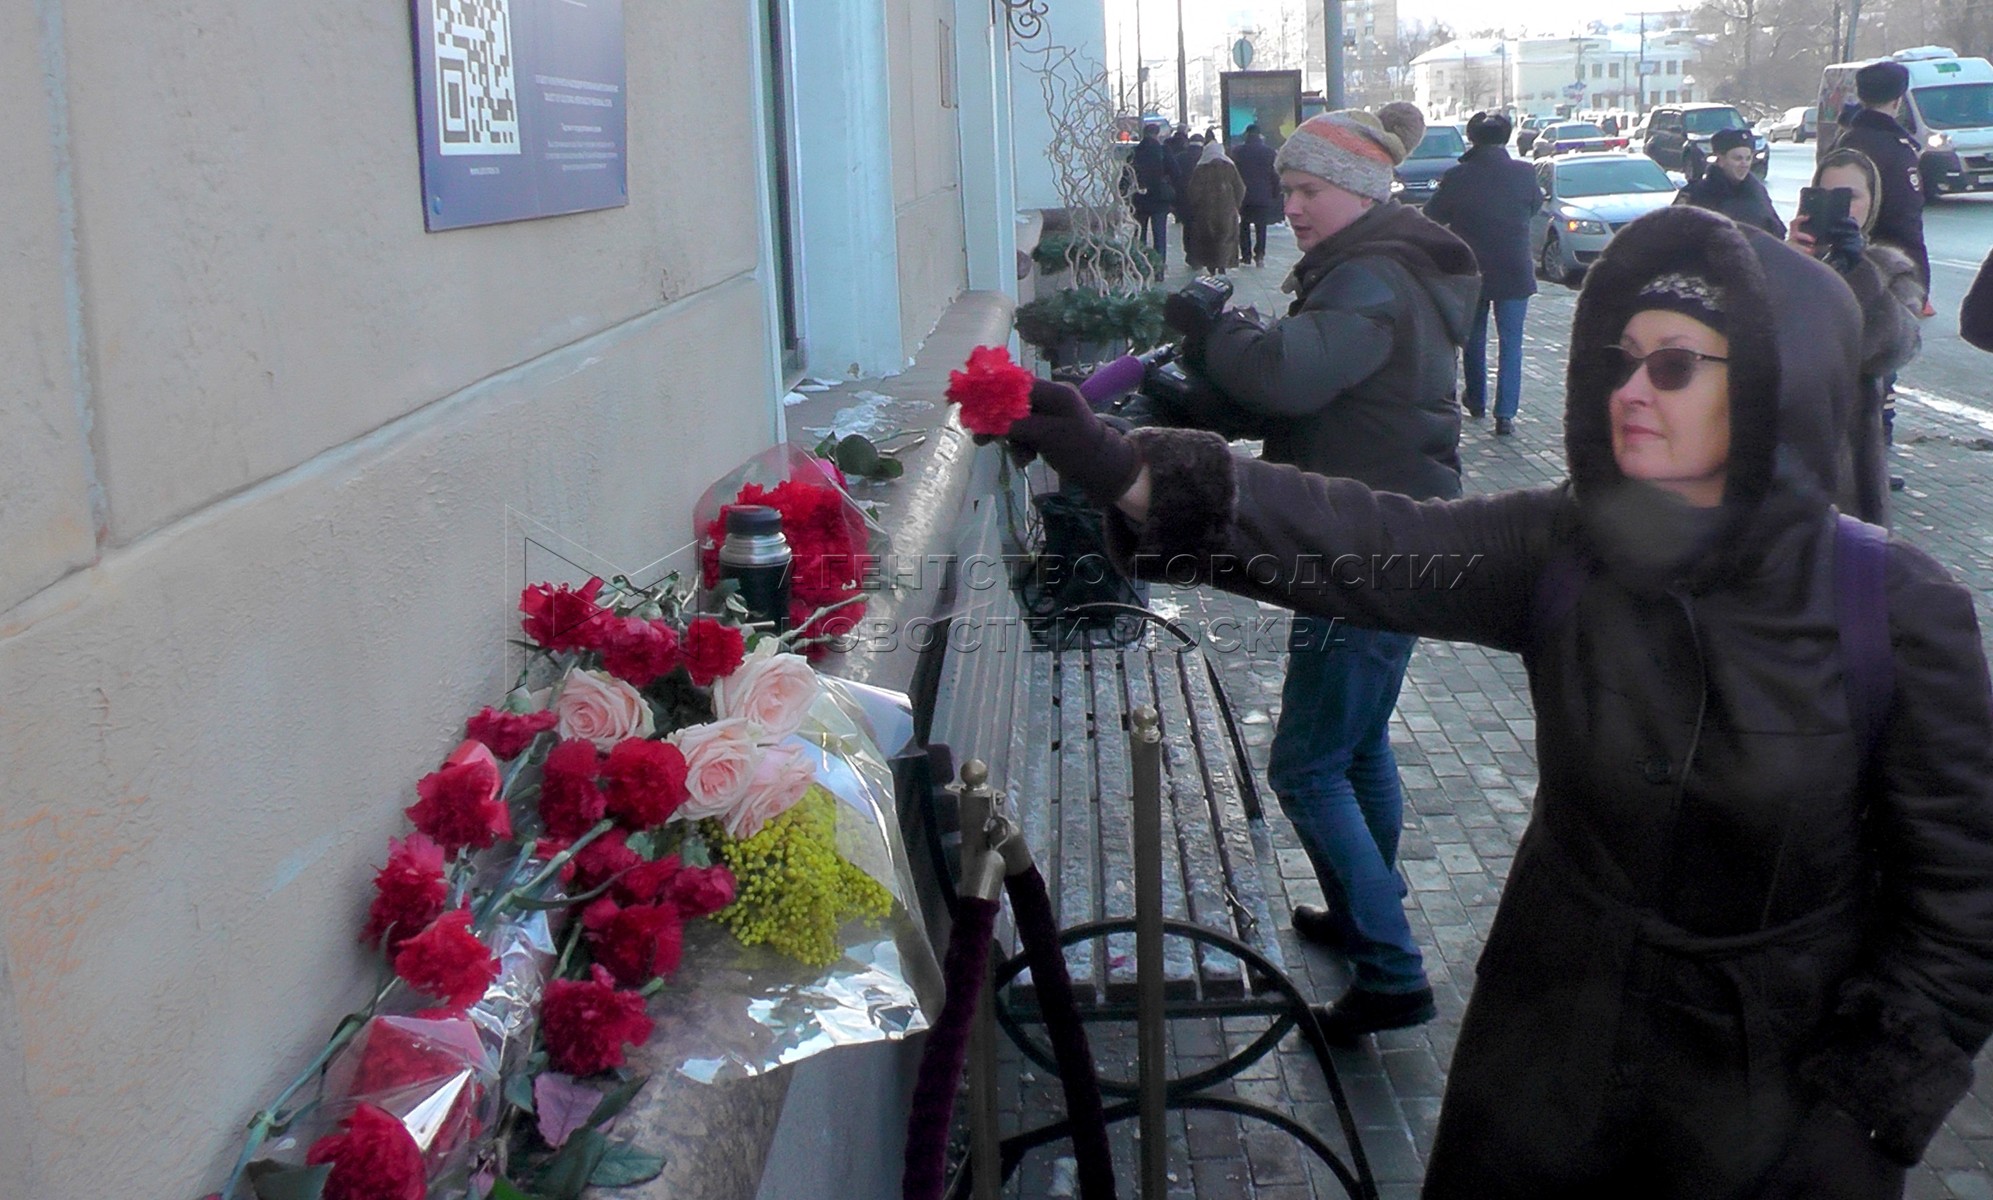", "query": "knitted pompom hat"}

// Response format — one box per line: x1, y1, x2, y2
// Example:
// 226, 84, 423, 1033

1273, 102, 1428, 202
